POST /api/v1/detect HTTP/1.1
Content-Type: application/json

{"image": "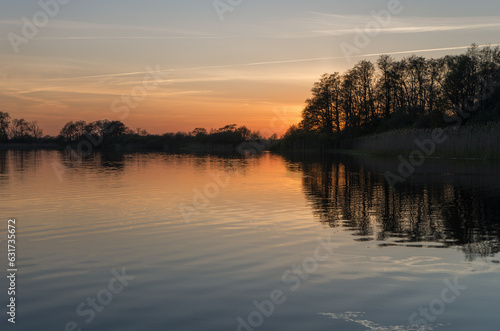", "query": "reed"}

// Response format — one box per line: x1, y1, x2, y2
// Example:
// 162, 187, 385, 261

352, 122, 500, 159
